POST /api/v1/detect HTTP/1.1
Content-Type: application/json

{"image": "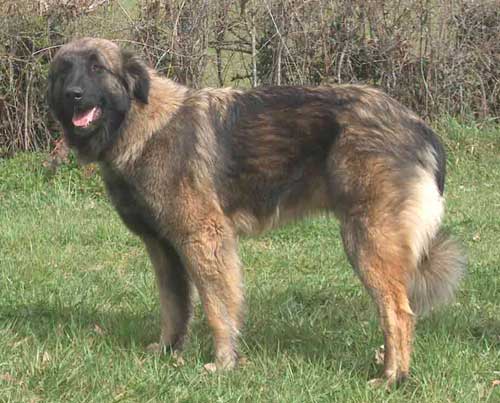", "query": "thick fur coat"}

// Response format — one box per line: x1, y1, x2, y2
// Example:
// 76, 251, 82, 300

47, 38, 466, 385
